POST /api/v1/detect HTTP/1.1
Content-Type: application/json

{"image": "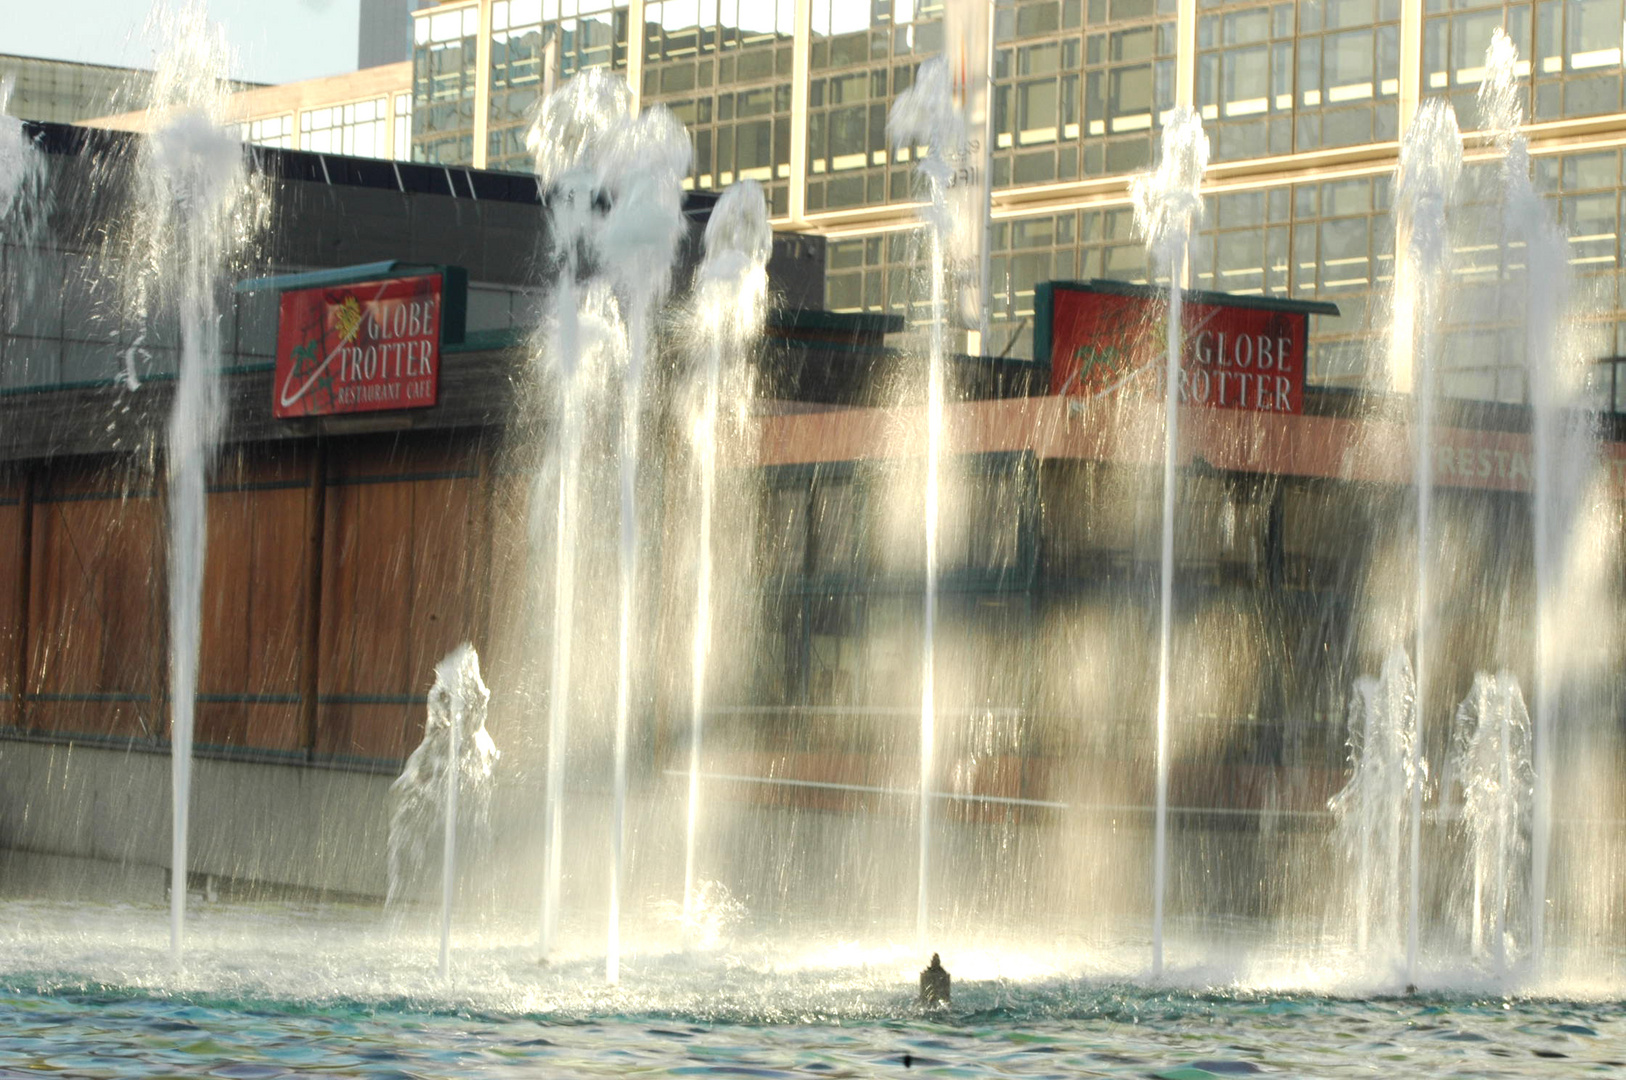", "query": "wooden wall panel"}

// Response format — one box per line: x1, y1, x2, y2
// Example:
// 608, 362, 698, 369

27, 464, 161, 740
407, 476, 481, 682
315, 472, 364, 759
323, 479, 413, 696
316, 436, 487, 764
11, 434, 496, 767
482, 469, 534, 696
200, 489, 253, 741
0, 474, 22, 731
318, 464, 419, 762
196, 447, 309, 754
245, 481, 309, 751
